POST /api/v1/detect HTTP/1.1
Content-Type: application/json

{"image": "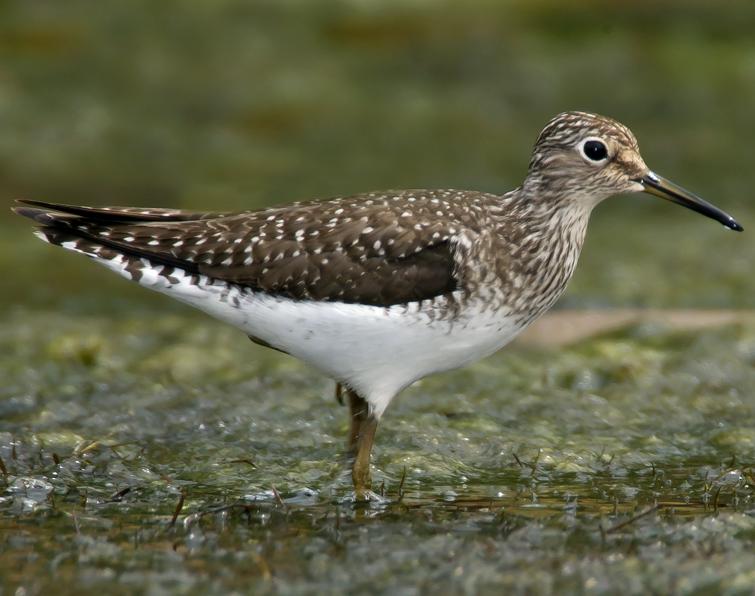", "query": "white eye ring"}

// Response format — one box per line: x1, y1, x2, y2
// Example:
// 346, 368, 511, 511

579, 137, 610, 164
